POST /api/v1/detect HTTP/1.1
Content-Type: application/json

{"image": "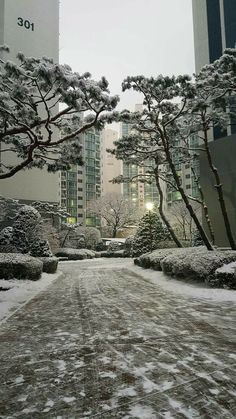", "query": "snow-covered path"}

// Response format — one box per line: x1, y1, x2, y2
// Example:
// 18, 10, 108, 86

0, 259, 236, 418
